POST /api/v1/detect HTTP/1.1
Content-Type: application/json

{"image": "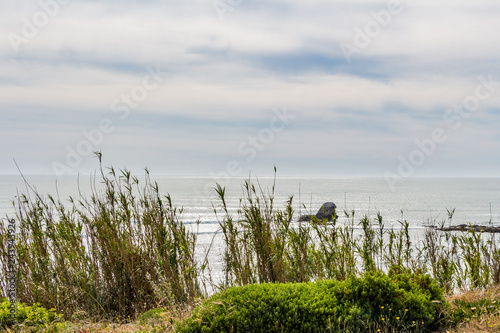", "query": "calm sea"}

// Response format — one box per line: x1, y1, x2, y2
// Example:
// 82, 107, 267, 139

2, 175, 500, 281
2, 175, 499, 228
